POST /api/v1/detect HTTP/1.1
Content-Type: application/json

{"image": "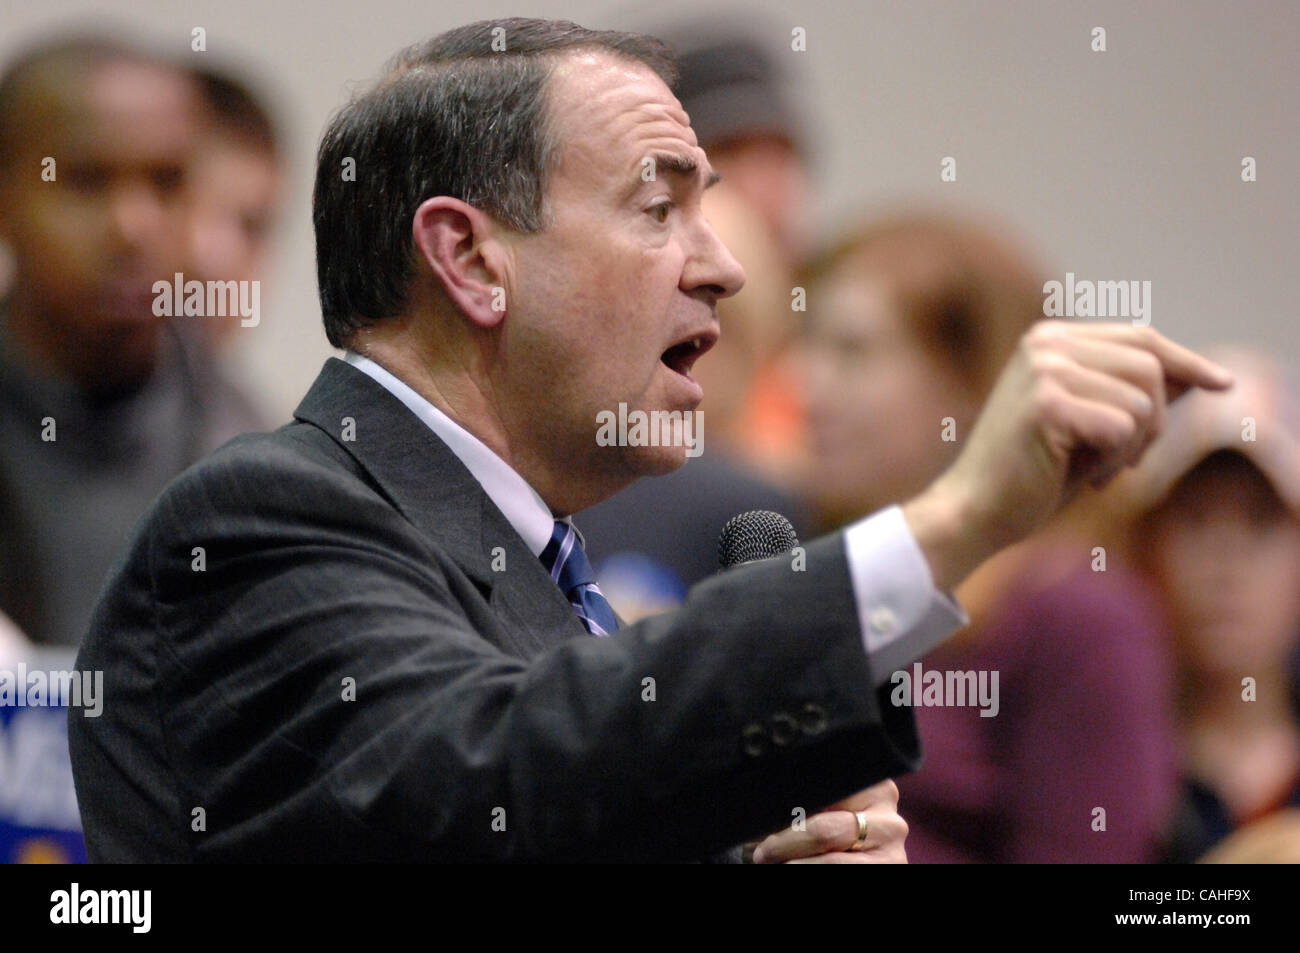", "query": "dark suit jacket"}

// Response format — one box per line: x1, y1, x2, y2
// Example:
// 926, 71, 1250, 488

69, 358, 921, 861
